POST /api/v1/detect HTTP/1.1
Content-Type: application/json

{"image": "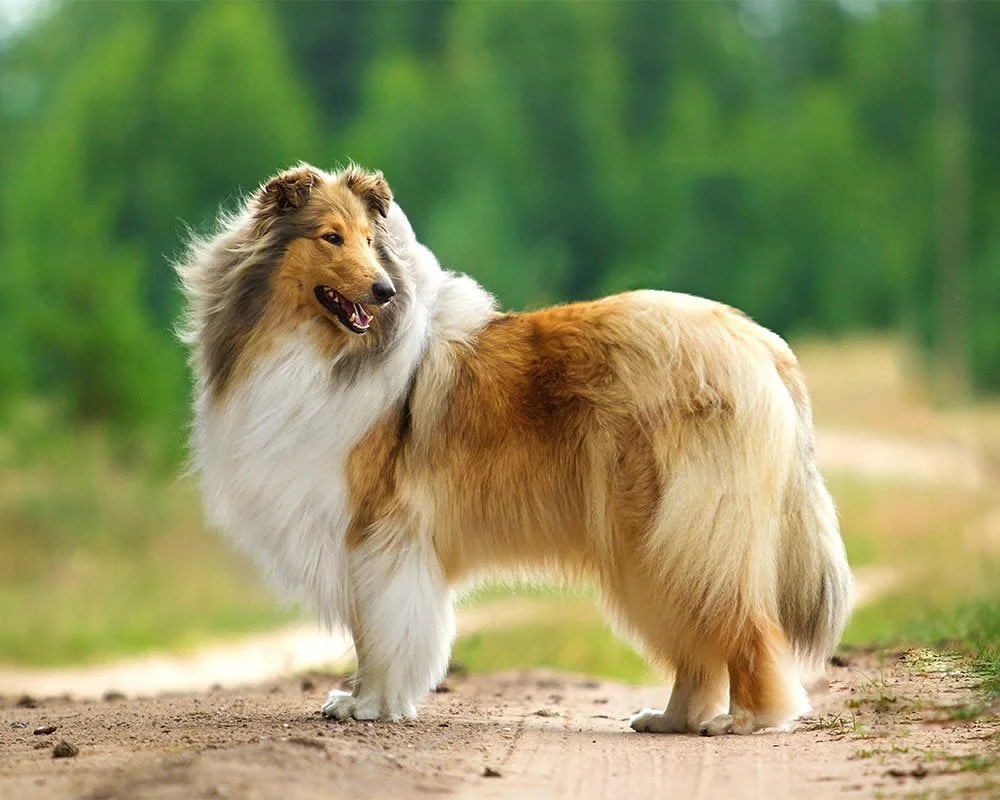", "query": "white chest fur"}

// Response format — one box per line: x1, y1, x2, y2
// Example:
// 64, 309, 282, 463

191, 328, 423, 624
